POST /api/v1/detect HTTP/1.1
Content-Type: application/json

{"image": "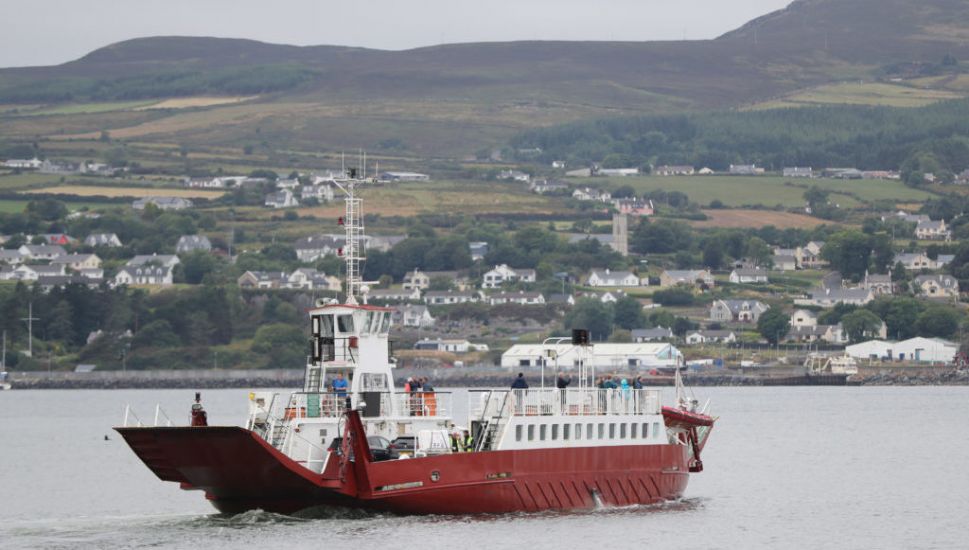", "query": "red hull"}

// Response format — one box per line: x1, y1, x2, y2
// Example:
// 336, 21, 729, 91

117, 426, 693, 515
